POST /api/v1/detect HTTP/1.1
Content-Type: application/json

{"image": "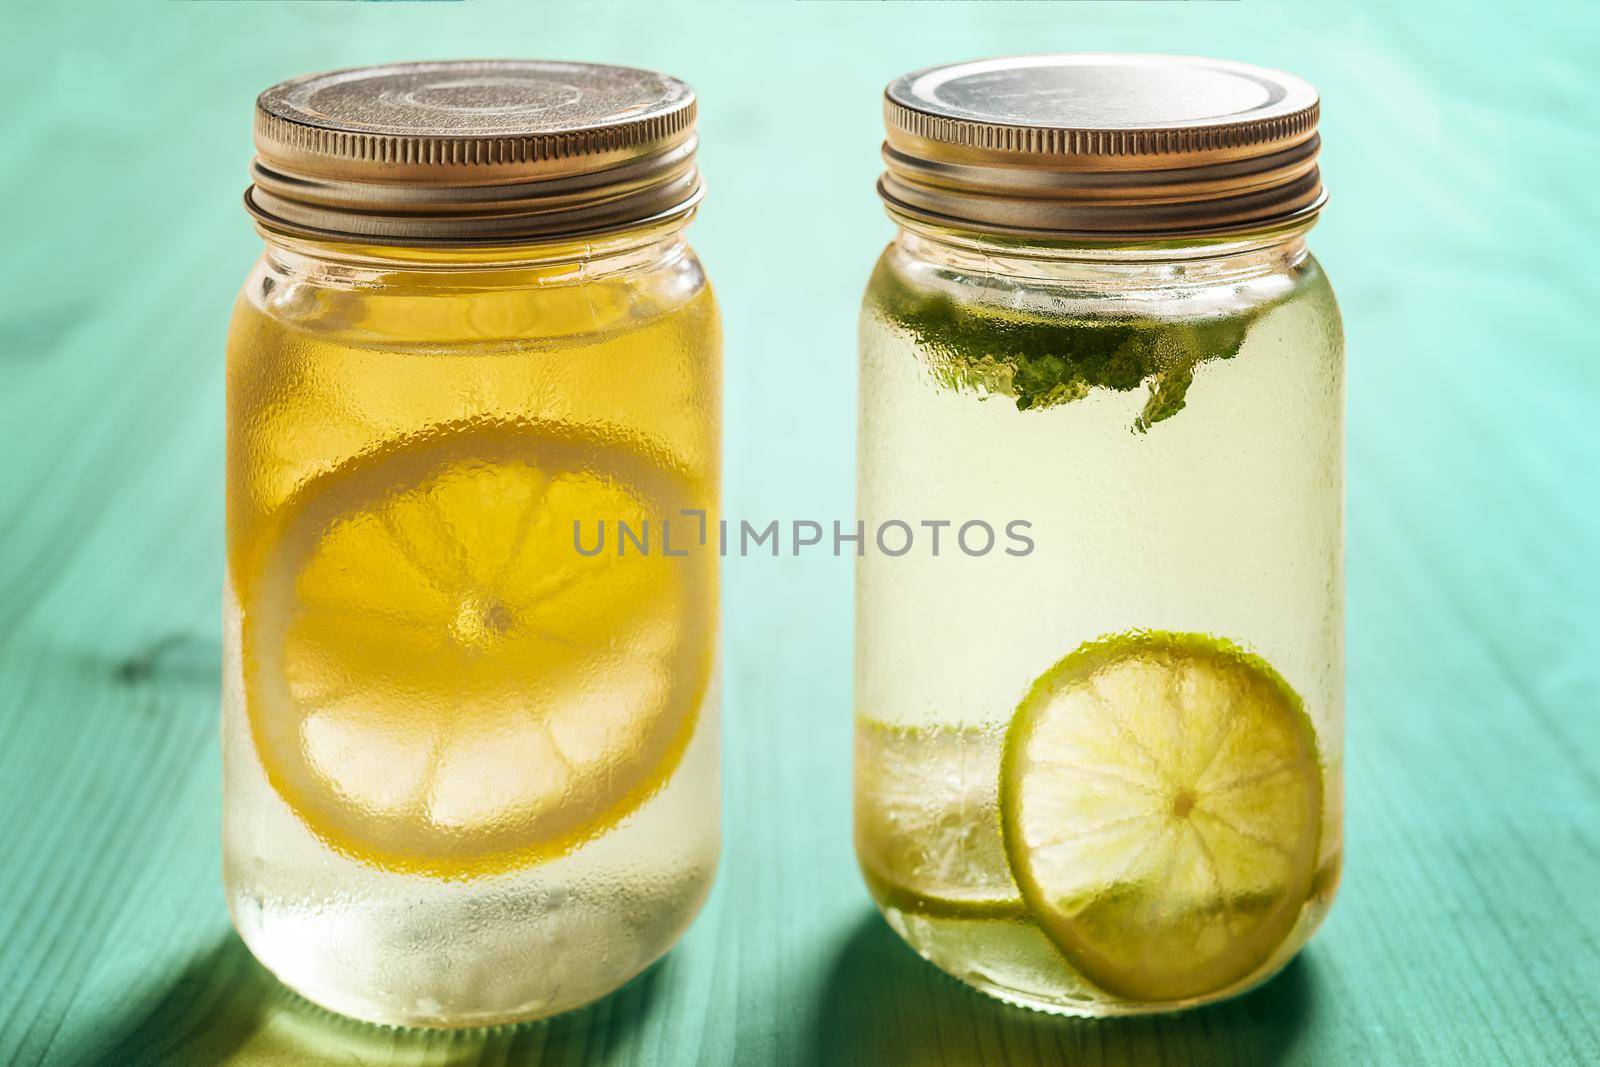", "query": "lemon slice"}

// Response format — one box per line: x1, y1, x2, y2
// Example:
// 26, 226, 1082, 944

242, 420, 714, 878
1000, 631, 1321, 1002
855, 721, 1023, 919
